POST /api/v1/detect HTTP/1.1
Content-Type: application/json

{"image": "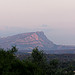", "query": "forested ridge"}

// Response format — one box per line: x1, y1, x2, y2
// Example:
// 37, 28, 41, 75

0, 46, 75, 75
